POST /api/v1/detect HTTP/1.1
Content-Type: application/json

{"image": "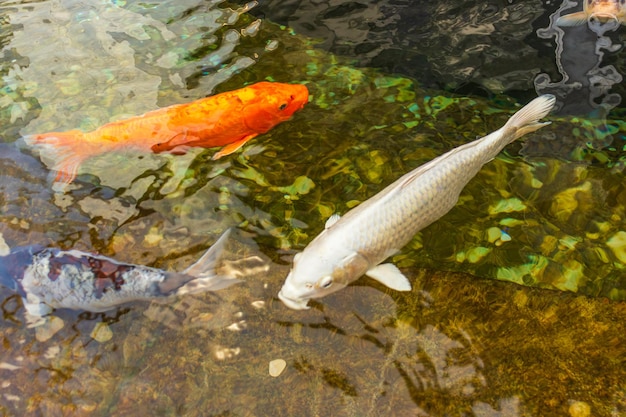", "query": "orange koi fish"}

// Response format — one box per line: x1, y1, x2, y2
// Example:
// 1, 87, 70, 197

24, 82, 309, 184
